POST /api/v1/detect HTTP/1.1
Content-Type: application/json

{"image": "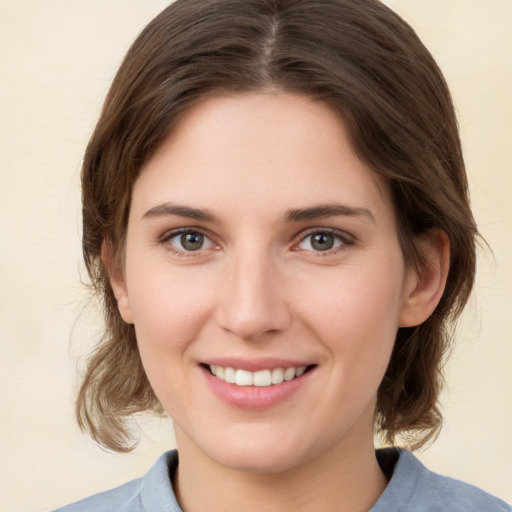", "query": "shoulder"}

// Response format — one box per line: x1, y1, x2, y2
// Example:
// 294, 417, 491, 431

51, 478, 143, 512
52, 450, 182, 512
373, 448, 510, 512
